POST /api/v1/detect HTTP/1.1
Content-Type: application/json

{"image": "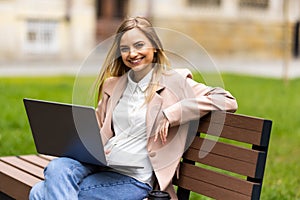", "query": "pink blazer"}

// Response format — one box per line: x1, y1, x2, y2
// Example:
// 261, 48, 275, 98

95, 69, 238, 199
